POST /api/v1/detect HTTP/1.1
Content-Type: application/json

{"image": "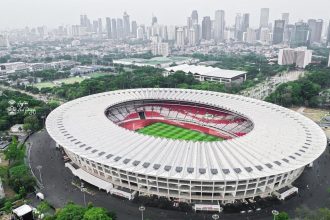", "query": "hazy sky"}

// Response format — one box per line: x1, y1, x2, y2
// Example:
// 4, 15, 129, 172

1, 0, 329, 29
